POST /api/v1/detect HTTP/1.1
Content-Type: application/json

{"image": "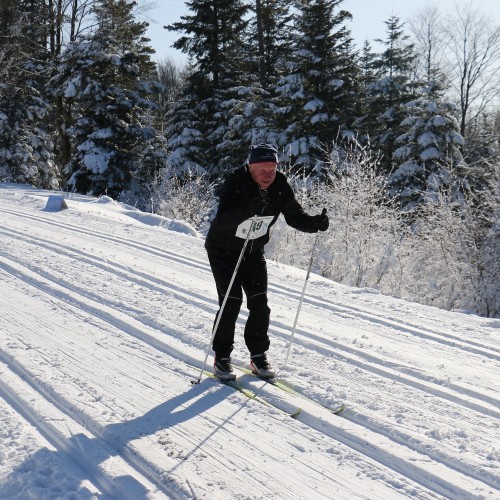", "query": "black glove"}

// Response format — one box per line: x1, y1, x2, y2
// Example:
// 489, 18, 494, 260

314, 208, 329, 232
